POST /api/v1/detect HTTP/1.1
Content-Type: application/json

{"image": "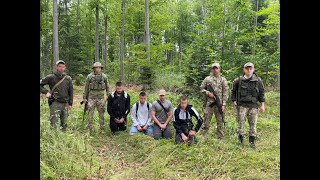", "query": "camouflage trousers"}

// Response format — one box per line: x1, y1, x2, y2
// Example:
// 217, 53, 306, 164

202, 102, 224, 139
236, 106, 258, 137
49, 101, 68, 130
87, 98, 105, 130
